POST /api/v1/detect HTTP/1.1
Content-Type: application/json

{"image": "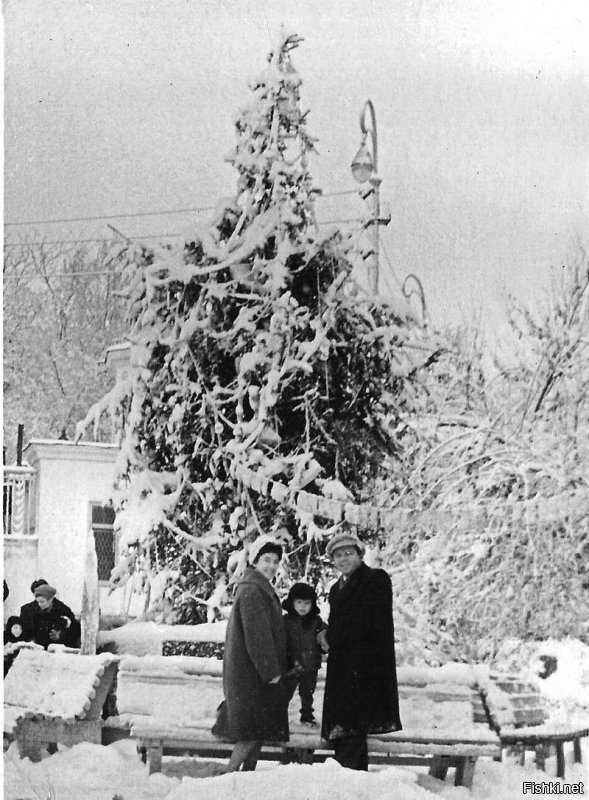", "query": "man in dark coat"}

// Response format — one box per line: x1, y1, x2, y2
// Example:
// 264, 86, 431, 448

21, 583, 80, 649
321, 531, 402, 770
213, 535, 289, 771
